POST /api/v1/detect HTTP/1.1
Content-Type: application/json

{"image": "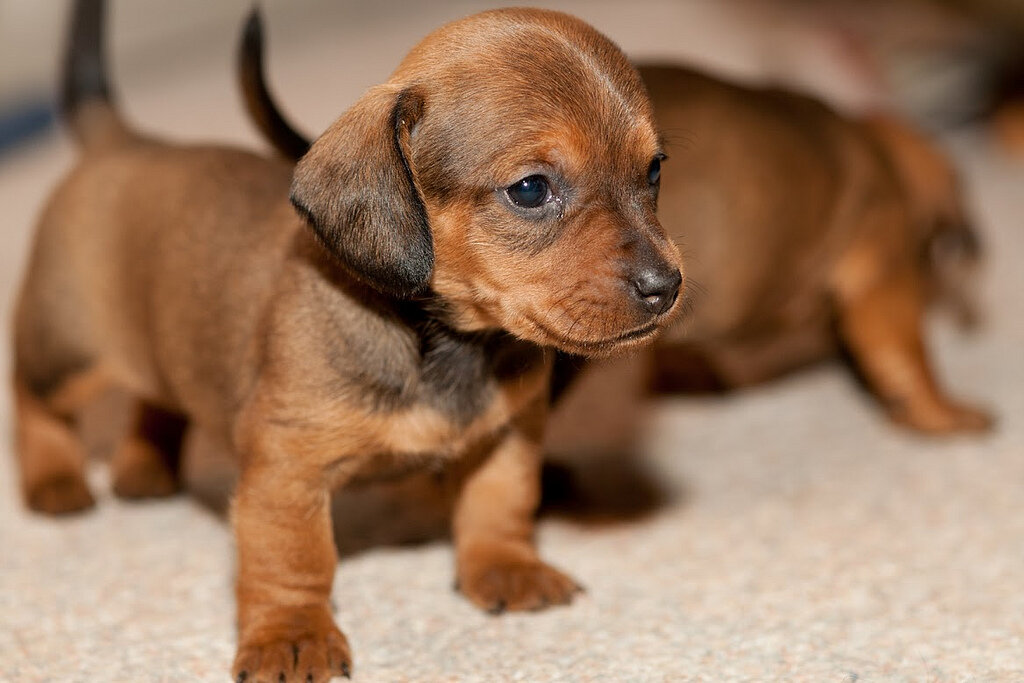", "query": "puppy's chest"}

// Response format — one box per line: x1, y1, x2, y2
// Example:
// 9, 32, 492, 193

416, 328, 505, 422
368, 329, 546, 461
